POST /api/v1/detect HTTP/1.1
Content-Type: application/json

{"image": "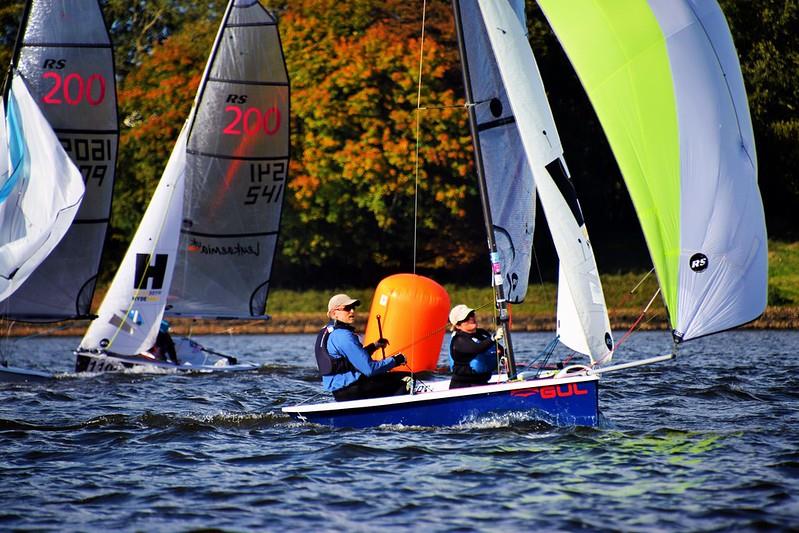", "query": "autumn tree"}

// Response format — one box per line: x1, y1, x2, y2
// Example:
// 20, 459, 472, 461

278, 0, 485, 286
